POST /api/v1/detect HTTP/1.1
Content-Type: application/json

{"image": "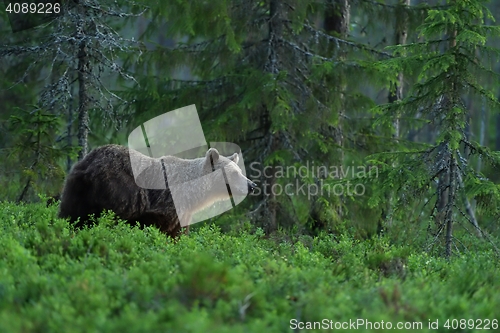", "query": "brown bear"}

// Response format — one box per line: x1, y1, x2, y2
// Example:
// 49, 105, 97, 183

58, 144, 256, 237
